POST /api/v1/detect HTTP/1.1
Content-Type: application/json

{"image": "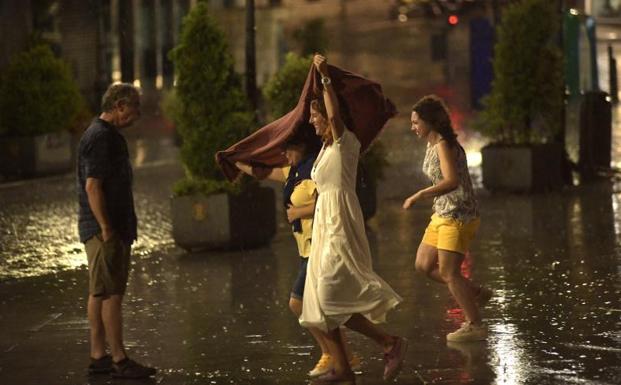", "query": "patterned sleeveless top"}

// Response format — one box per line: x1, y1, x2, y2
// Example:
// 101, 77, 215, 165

422, 142, 478, 223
